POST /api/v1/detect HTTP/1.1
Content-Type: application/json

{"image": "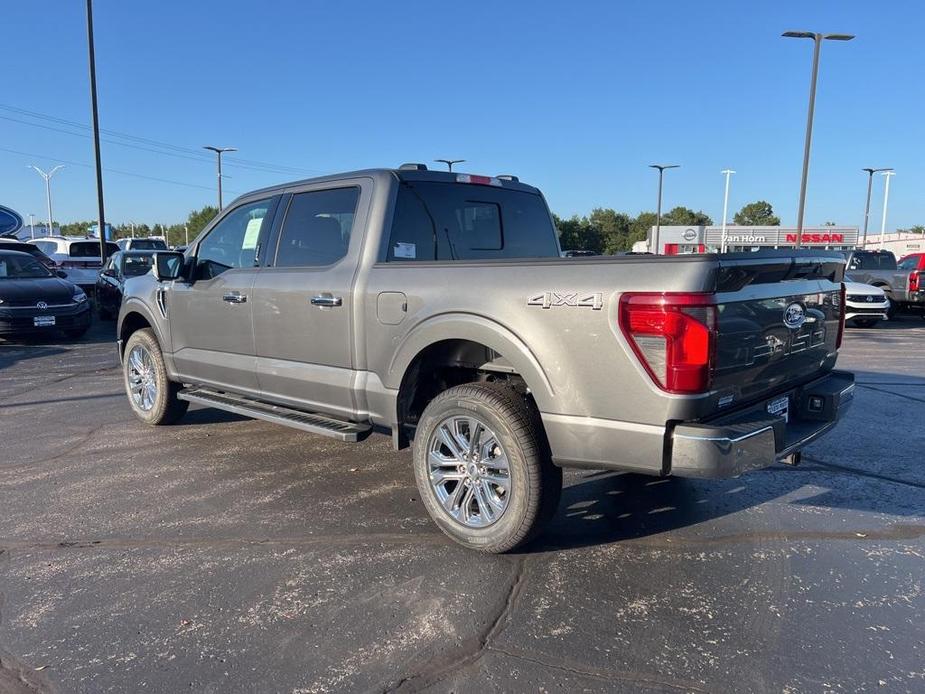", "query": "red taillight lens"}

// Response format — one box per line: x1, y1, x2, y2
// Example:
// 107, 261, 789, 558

836, 283, 846, 349
619, 293, 717, 394
910, 271, 920, 293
